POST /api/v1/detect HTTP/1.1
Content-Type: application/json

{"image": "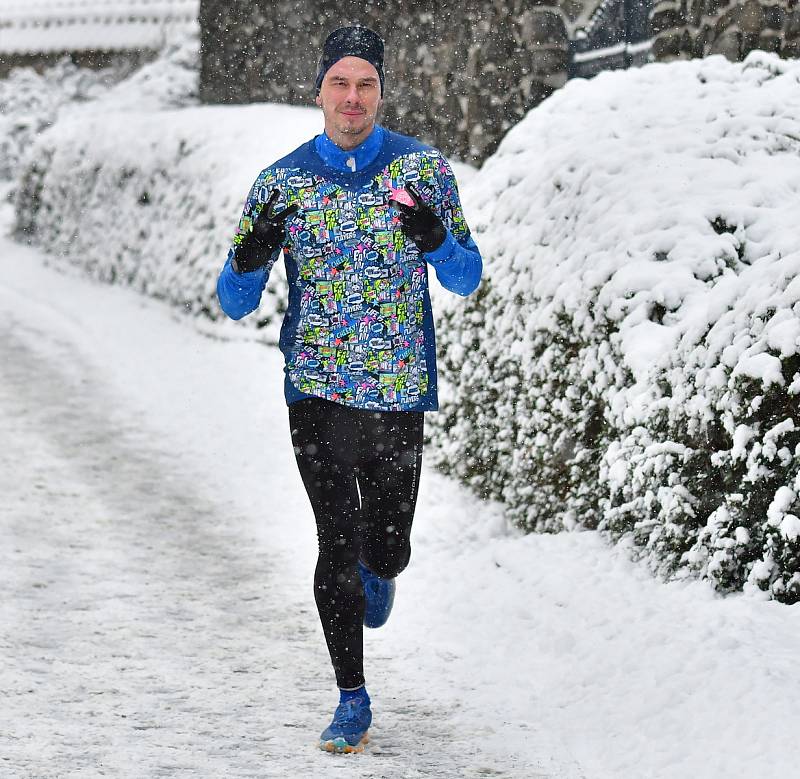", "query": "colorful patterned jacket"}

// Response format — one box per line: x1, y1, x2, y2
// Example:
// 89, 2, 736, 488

216, 125, 482, 412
